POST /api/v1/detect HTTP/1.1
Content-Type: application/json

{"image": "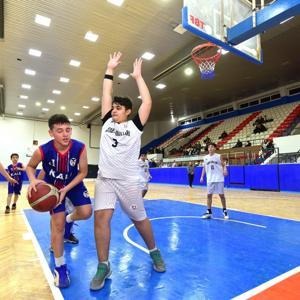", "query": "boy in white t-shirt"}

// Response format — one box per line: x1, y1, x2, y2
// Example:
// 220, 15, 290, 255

90, 52, 165, 291
200, 143, 229, 219
138, 153, 151, 197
